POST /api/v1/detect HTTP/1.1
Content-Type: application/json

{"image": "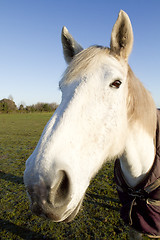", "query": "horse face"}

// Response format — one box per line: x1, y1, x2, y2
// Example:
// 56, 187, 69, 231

24, 10, 133, 222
